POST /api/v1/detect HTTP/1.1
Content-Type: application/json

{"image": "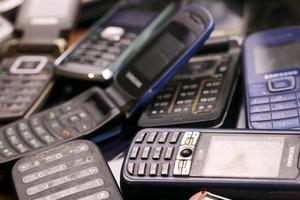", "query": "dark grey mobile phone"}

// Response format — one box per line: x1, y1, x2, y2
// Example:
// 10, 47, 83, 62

12, 140, 123, 200
0, 0, 79, 122
55, 0, 177, 81
122, 128, 300, 200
